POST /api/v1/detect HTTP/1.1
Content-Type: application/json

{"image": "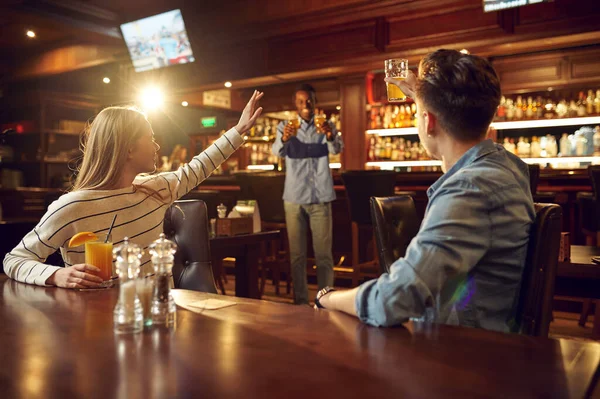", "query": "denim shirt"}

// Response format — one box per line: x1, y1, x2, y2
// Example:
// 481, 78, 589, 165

355, 139, 535, 333
272, 118, 343, 204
